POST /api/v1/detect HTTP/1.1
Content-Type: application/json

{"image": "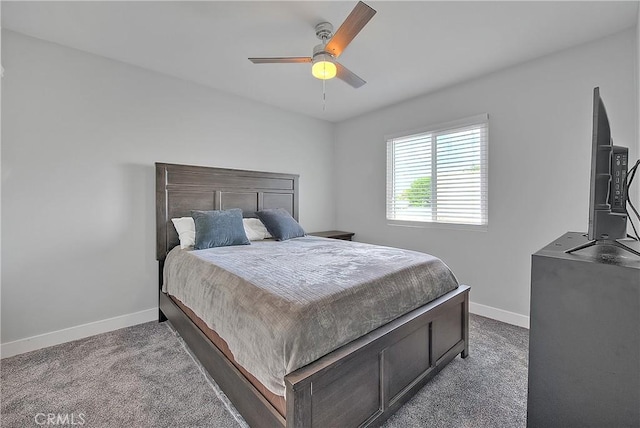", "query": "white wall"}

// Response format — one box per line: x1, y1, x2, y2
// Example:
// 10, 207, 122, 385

334, 29, 637, 325
0, 30, 335, 350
